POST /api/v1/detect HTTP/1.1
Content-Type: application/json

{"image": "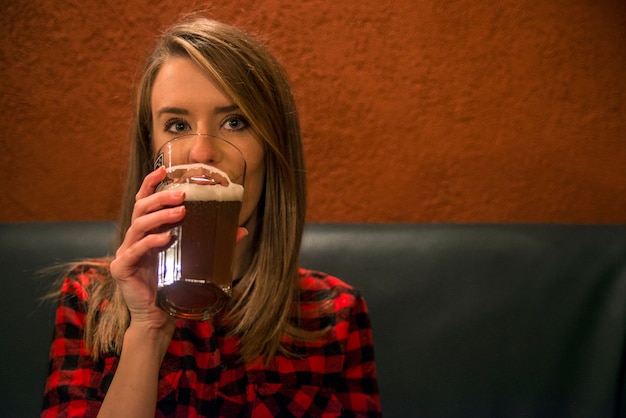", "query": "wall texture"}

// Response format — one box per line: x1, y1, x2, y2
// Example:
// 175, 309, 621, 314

1, 0, 624, 223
